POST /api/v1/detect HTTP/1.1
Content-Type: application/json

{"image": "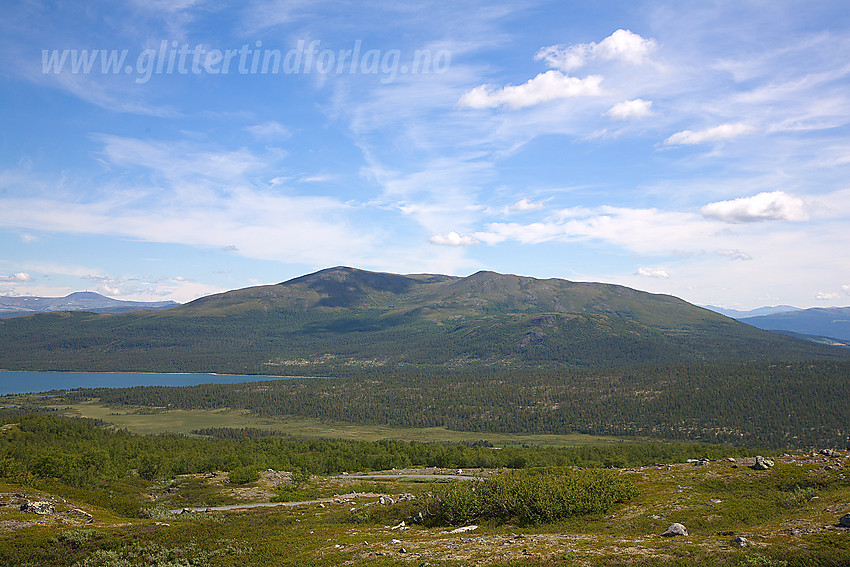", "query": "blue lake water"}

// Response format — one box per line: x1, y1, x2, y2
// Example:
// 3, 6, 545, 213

0, 371, 298, 395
